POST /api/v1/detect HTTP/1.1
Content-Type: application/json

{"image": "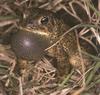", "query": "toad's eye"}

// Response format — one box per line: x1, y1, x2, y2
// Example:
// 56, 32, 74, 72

40, 16, 49, 25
